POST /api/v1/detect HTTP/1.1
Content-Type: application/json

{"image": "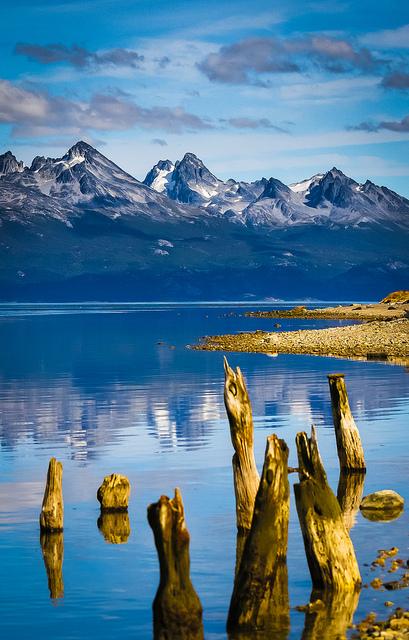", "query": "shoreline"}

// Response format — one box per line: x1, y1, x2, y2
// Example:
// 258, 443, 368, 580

245, 301, 409, 322
194, 317, 409, 361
